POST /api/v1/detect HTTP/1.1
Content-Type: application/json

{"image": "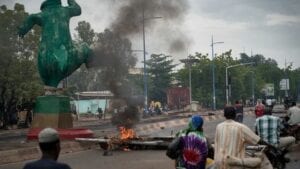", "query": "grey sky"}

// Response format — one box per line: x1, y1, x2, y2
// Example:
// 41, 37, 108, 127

2, 0, 300, 69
